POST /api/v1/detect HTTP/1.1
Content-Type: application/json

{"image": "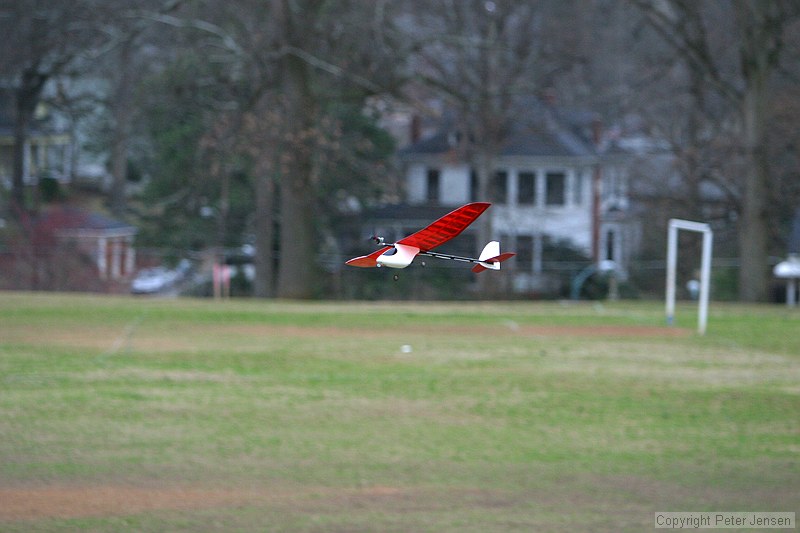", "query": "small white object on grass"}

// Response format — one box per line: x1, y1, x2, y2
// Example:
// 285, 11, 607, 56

400, 344, 413, 354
